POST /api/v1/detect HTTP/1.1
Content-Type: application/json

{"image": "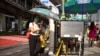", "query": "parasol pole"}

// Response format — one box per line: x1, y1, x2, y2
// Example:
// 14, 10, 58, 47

82, 0, 83, 21
61, 0, 66, 20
